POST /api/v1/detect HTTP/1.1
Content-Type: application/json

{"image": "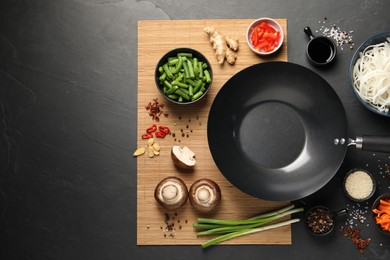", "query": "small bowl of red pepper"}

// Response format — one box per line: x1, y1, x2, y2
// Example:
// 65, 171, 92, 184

246, 18, 284, 55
